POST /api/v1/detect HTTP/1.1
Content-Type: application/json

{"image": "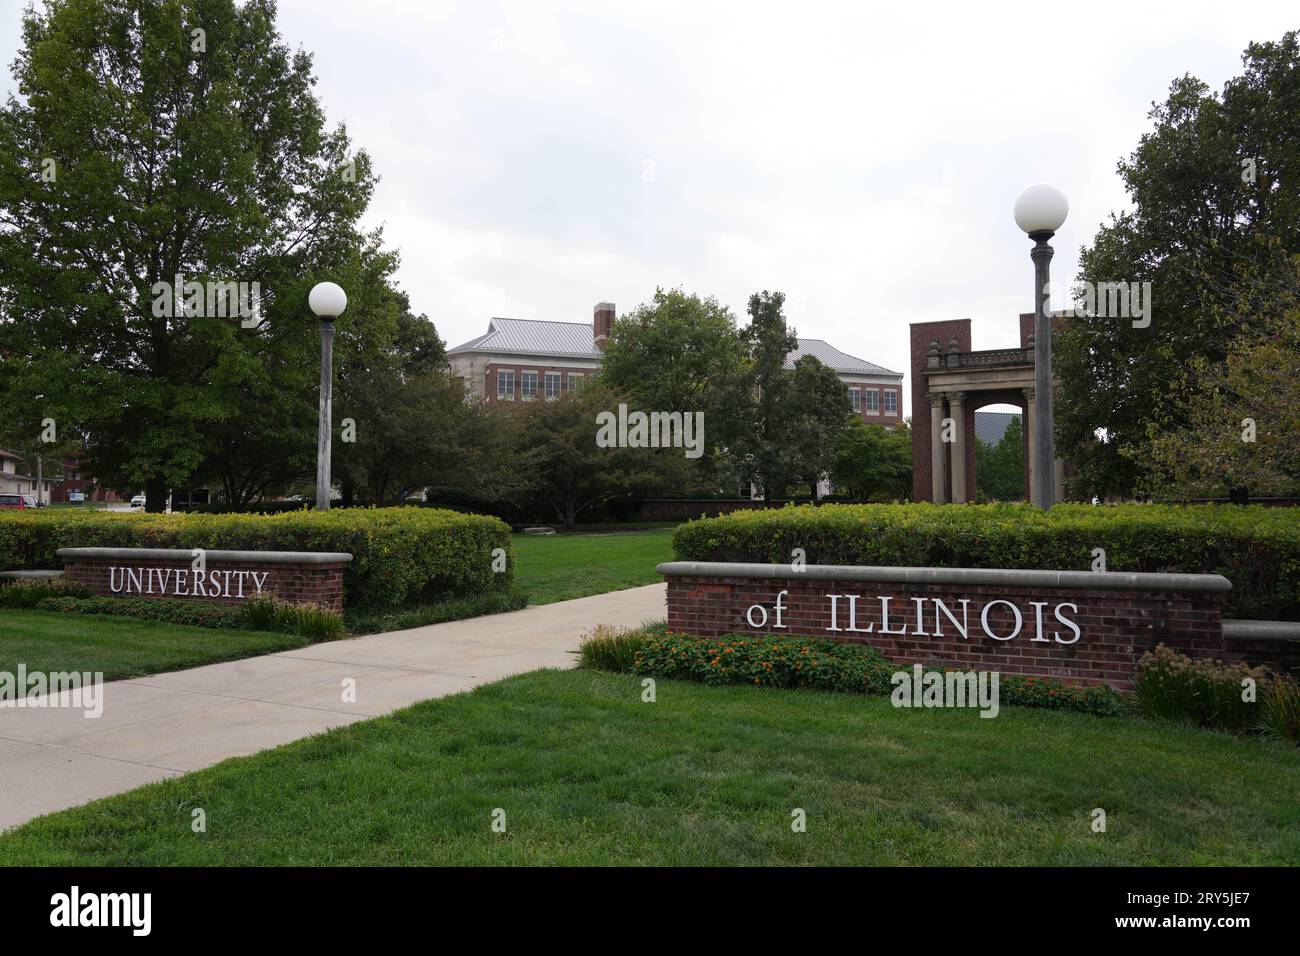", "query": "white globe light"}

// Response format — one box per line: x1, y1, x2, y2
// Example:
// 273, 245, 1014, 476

308, 281, 348, 318
1014, 184, 1069, 235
